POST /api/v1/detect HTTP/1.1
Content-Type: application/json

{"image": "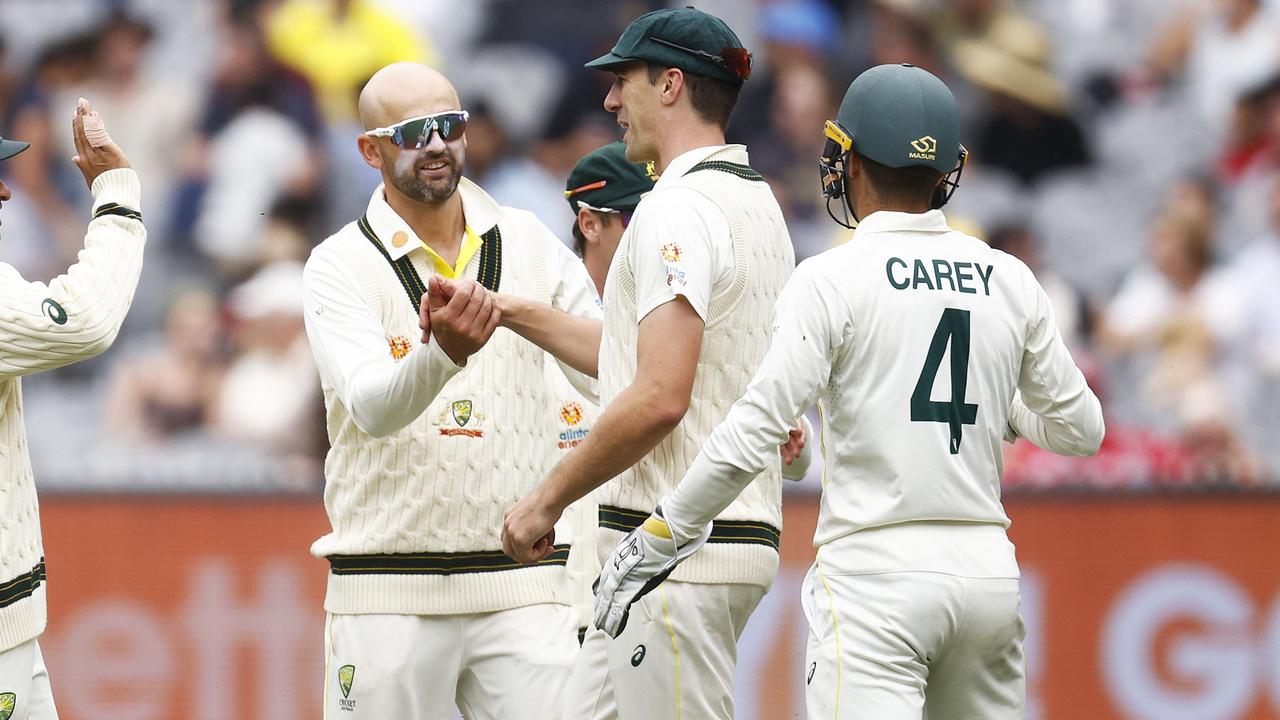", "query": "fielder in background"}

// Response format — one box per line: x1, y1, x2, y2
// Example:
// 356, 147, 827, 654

501, 8, 804, 719
553, 141, 653, 719
0, 98, 146, 720
300, 62, 600, 719
595, 63, 1105, 719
